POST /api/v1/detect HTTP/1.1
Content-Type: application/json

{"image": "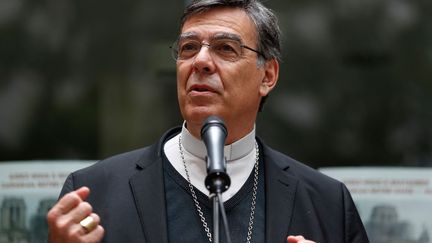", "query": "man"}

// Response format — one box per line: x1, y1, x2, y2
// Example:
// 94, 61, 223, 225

47, 0, 369, 242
